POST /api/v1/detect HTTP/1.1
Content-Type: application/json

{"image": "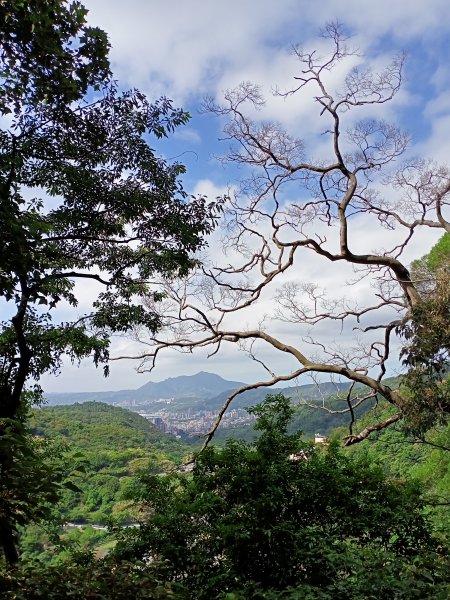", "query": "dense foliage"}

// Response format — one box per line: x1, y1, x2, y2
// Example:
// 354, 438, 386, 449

15, 402, 191, 562
0, 558, 189, 599
0, 0, 110, 112
114, 395, 449, 599
0, 416, 71, 564
337, 401, 450, 542
398, 233, 450, 435
31, 402, 188, 463
0, 0, 217, 562
0, 395, 448, 597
